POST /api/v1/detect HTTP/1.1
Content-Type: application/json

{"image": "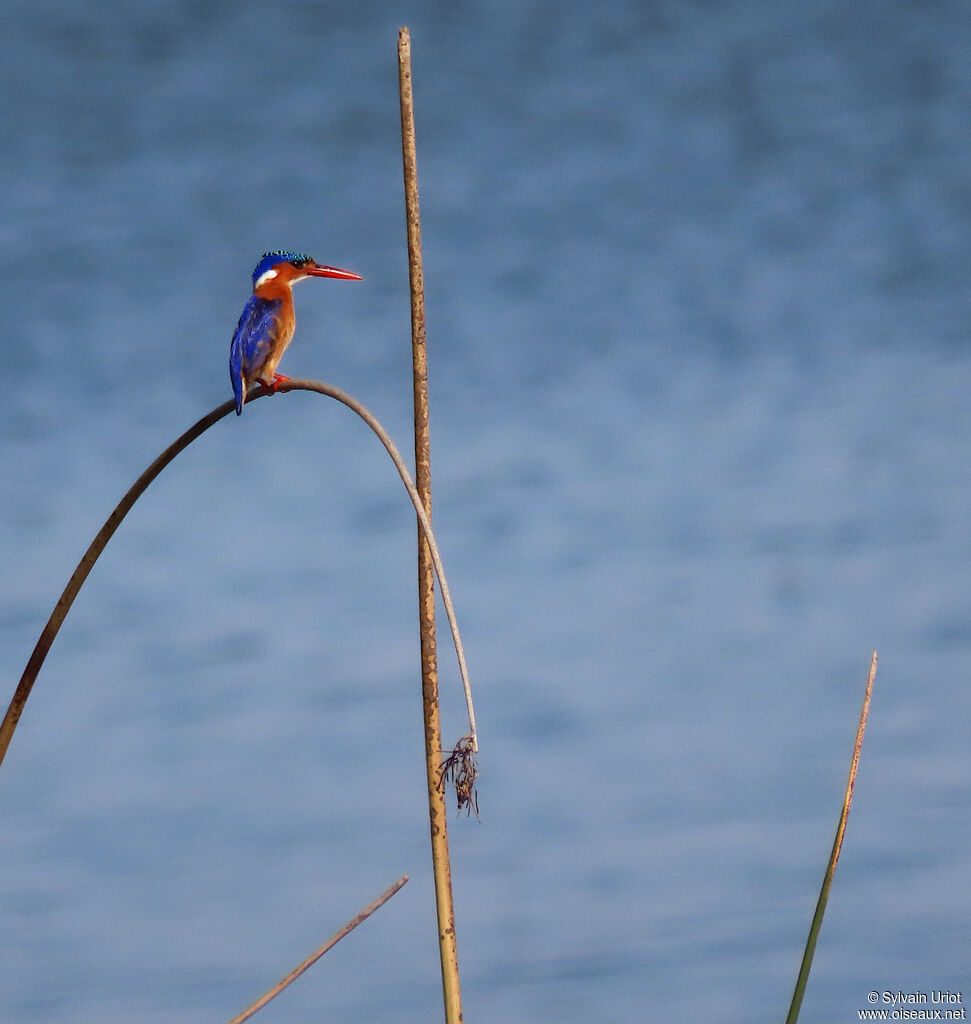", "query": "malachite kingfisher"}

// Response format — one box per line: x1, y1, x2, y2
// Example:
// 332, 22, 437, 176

229, 250, 362, 415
